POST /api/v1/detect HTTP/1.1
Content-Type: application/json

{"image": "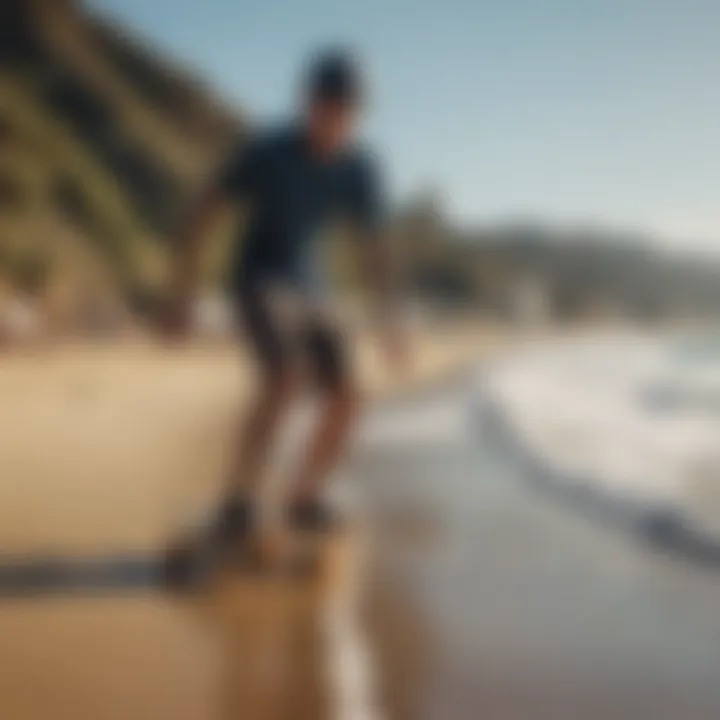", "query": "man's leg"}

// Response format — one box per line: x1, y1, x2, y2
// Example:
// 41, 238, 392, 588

289, 380, 359, 502
163, 288, 299, 586
287, 322, 360, 527
164, 368, 298, 587
228, 368, 298, 499
217, 285, 298, 540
